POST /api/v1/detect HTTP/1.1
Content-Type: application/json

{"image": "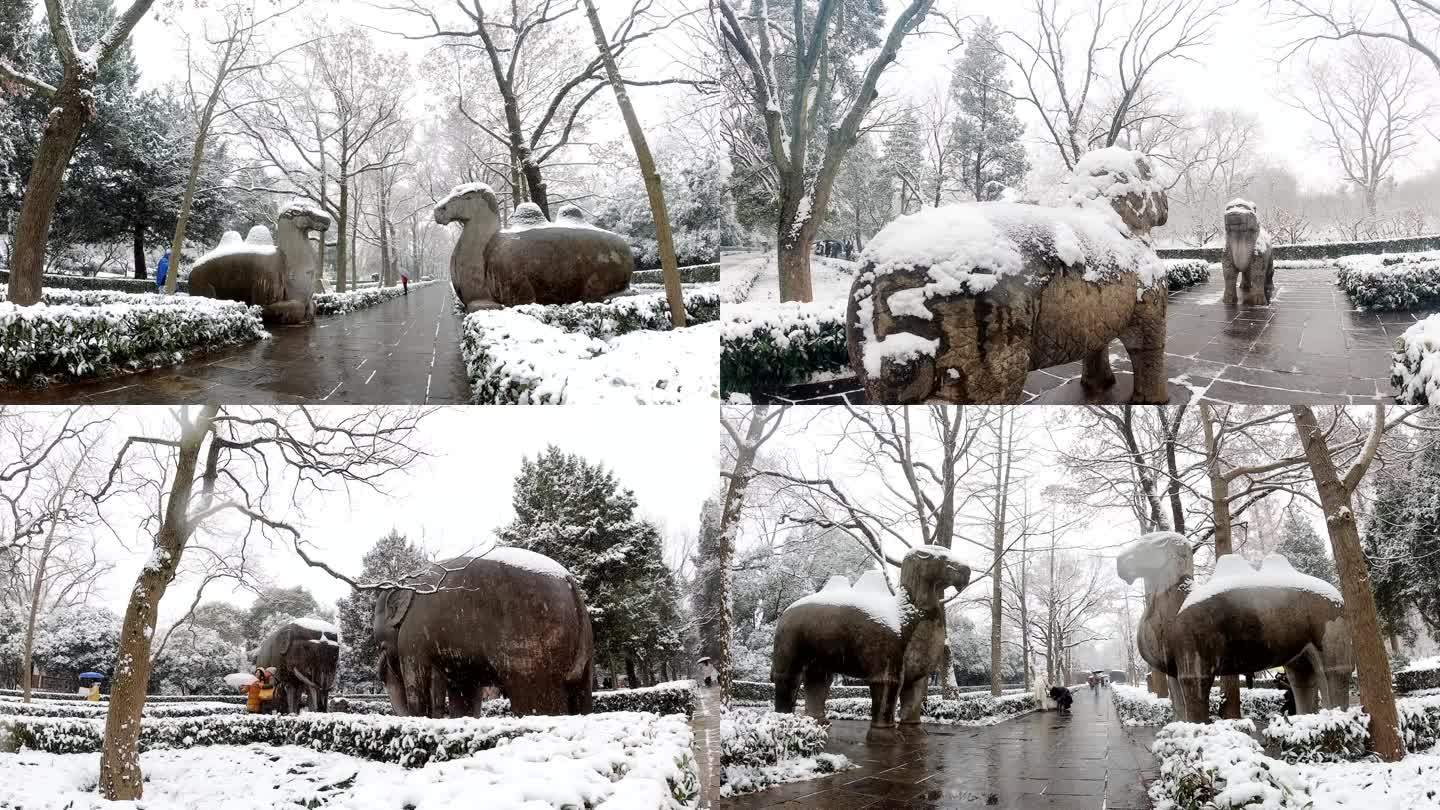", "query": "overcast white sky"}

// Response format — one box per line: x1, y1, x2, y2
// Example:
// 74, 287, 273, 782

86, 405, 718, 622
